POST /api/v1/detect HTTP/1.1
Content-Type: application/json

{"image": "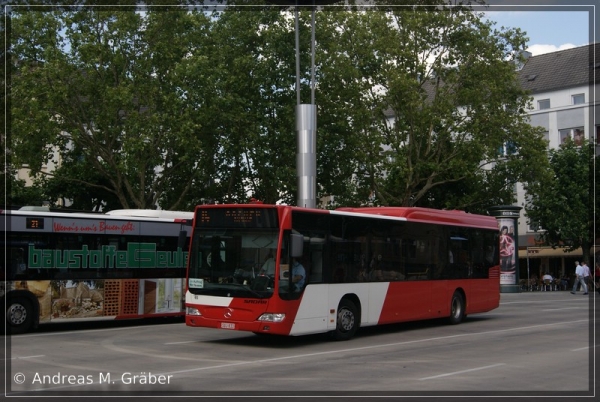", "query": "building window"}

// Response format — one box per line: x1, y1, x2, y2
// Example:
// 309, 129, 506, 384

498, 141, 519, 156
498, 141, 518, 156
537, 99, 550, 110
559, 127, 585, 146
572, 94, 585, 105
